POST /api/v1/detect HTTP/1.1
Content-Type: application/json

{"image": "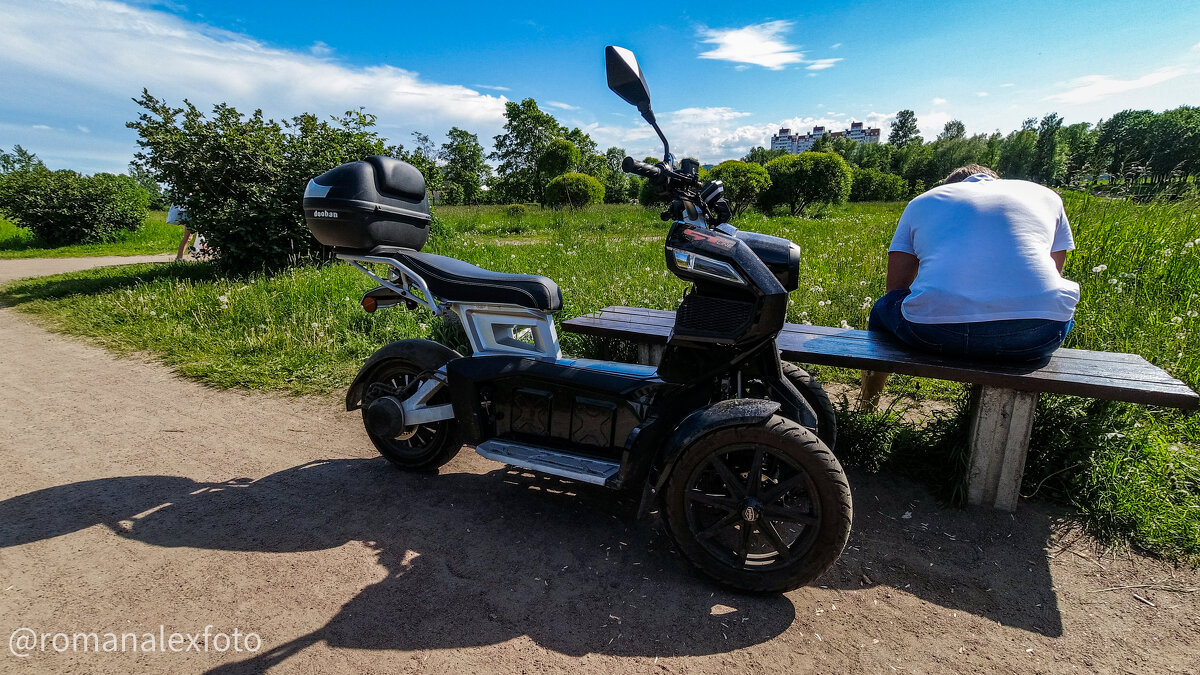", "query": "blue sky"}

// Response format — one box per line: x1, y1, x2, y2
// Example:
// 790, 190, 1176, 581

2, 0, 1199, 174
